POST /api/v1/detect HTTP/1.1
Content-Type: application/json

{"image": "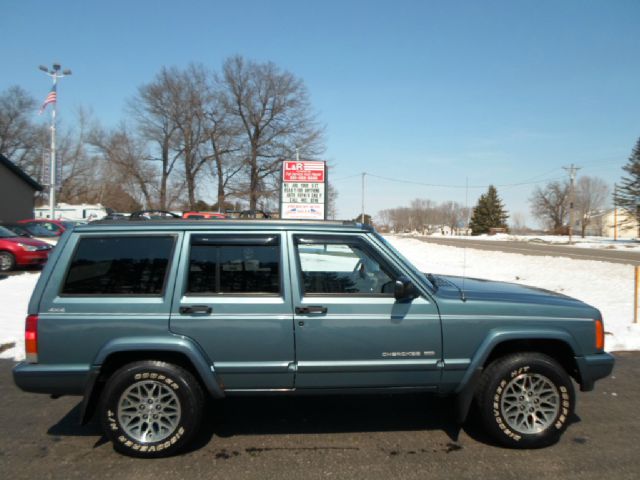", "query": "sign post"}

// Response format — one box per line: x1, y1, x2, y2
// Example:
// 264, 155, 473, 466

280, 160, 327, 220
